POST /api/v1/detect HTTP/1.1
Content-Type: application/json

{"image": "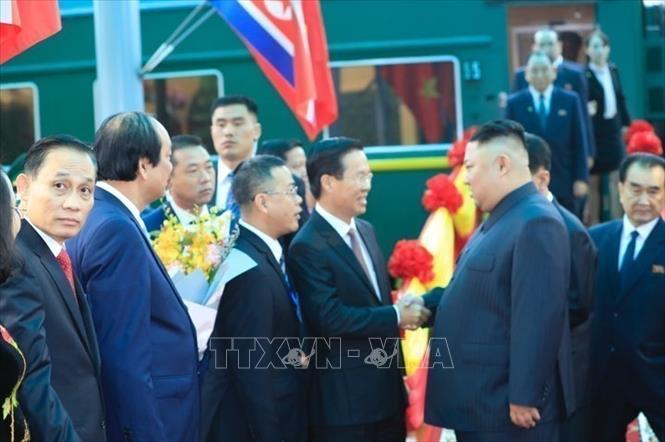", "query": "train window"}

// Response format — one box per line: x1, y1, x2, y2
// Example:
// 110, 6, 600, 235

0, 83, 40, 166
328, 56, 462, 150
143, 70, 223, 150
